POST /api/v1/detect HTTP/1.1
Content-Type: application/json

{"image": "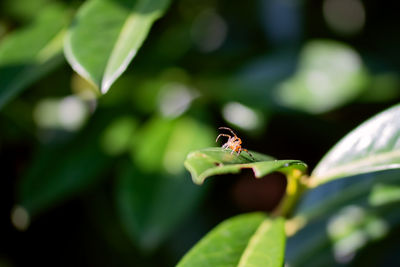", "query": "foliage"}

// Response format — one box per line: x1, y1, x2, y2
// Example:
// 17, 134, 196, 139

64, 0, 171, 93
177, 213, 286, 267
184, 147, 306, 185
310, 104, 400, 185
181, 103, 400, 266
1, 0, 400, 266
